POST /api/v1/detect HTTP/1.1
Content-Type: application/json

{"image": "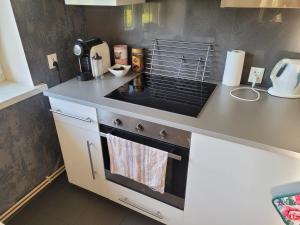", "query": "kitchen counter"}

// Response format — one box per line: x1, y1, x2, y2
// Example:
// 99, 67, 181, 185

44, 72, 300, 158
